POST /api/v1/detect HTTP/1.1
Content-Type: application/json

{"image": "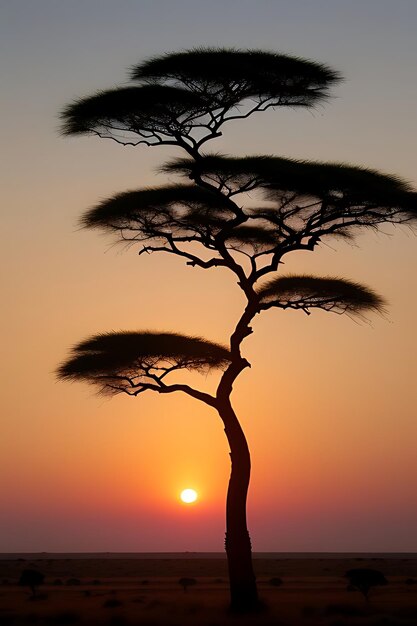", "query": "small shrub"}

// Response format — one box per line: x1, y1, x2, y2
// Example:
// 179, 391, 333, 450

103, 599, 123, 608
66, 578, 81, 586
405, 578, 416, 585
178, 577, 197, 592
53, 579, 63, 586
269, 577, 283, 587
